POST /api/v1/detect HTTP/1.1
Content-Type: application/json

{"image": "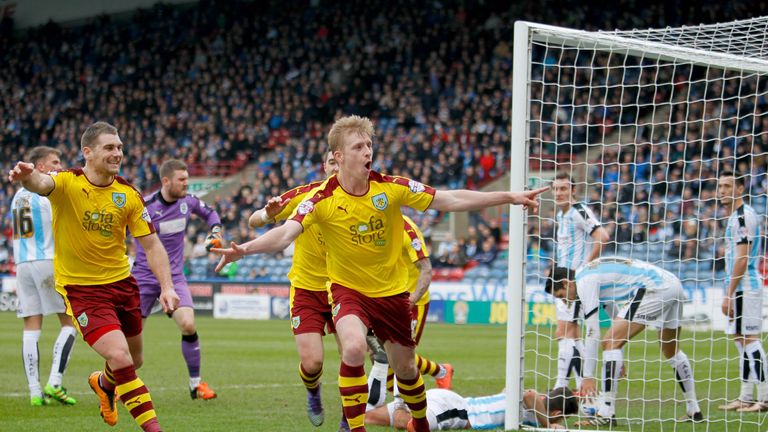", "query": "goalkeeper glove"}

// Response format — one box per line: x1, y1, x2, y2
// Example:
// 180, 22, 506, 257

204, 224, 223, 251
